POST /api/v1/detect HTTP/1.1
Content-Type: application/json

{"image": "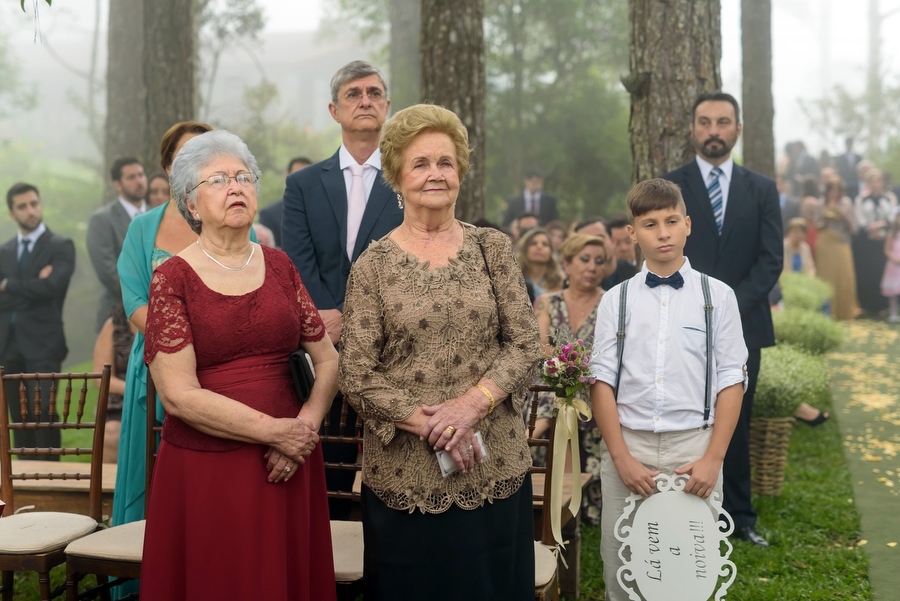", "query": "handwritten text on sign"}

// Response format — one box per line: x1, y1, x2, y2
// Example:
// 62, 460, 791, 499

615, 474, 736, 601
